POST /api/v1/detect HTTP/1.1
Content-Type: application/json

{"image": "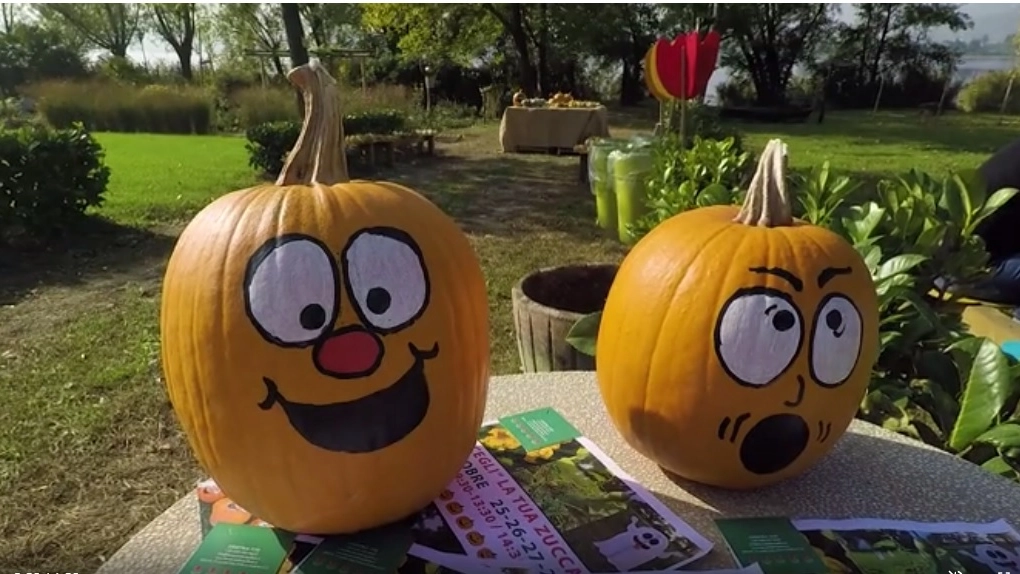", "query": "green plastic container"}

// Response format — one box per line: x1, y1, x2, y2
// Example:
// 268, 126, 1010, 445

608, 147, 654, 245
588, 138, 628, 231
